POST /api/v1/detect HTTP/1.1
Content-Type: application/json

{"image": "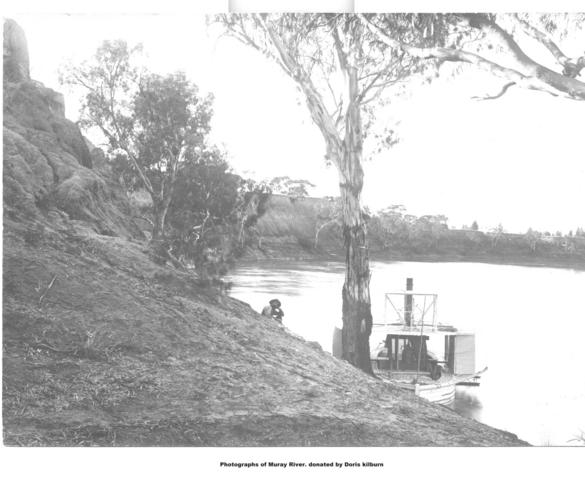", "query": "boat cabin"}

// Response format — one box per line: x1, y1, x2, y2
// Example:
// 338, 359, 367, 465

373, 329, 476, 378
371, 282, 476, 379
